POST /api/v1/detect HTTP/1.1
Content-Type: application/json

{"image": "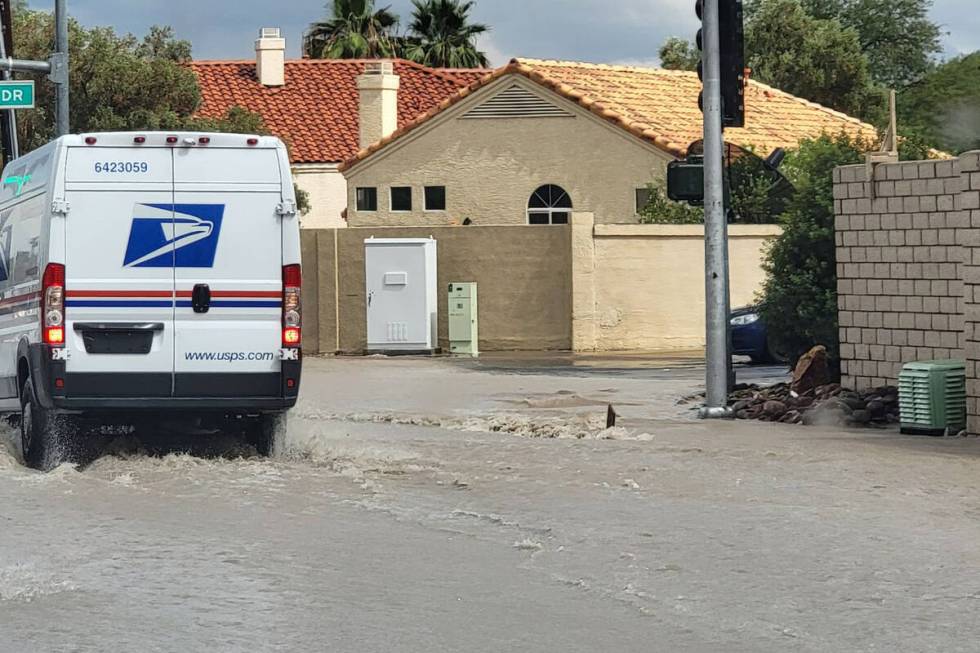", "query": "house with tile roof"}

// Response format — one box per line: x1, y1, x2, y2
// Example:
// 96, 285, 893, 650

339, 58, 880, 228
189, 29, 486, 229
